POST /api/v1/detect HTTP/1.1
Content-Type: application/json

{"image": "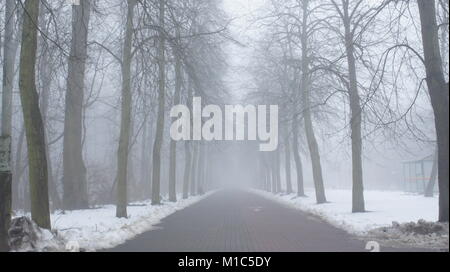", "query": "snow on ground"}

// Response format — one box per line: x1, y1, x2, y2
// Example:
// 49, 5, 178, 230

253, 189, 448, 249
253, 189, 439, 233
12, 193, 212, 252
367, 220, 448, 249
